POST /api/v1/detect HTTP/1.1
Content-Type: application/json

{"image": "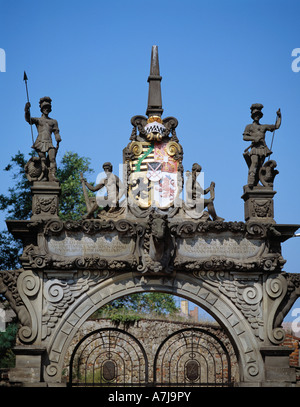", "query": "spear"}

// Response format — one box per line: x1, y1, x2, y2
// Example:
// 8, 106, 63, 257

23, 71, 34, 145
270, 109, 281, 154
270, 125, 276, 153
